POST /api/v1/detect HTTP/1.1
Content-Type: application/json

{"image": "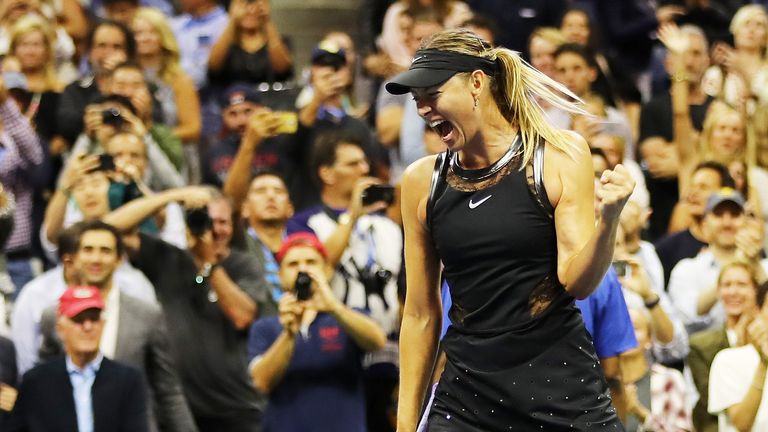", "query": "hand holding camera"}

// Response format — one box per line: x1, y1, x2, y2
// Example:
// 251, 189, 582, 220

300, 267, 341, 314
243, 108, 283, 146
349, 178, 394, 221
278, 294, 304, 336
59, 152, 103, 192
312, 67, 346, 102
615, 258, 655, 304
